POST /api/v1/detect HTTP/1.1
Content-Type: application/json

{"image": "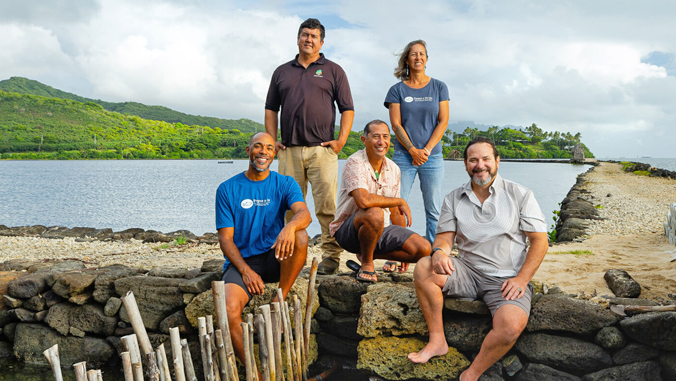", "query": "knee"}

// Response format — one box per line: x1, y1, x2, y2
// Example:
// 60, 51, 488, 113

362, 207, 385, 229
225, 296, 245, 323
294, 229, 308, 248
407, 235, 431, 261
496, 318, 527, 343
413, 255, 433, 280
